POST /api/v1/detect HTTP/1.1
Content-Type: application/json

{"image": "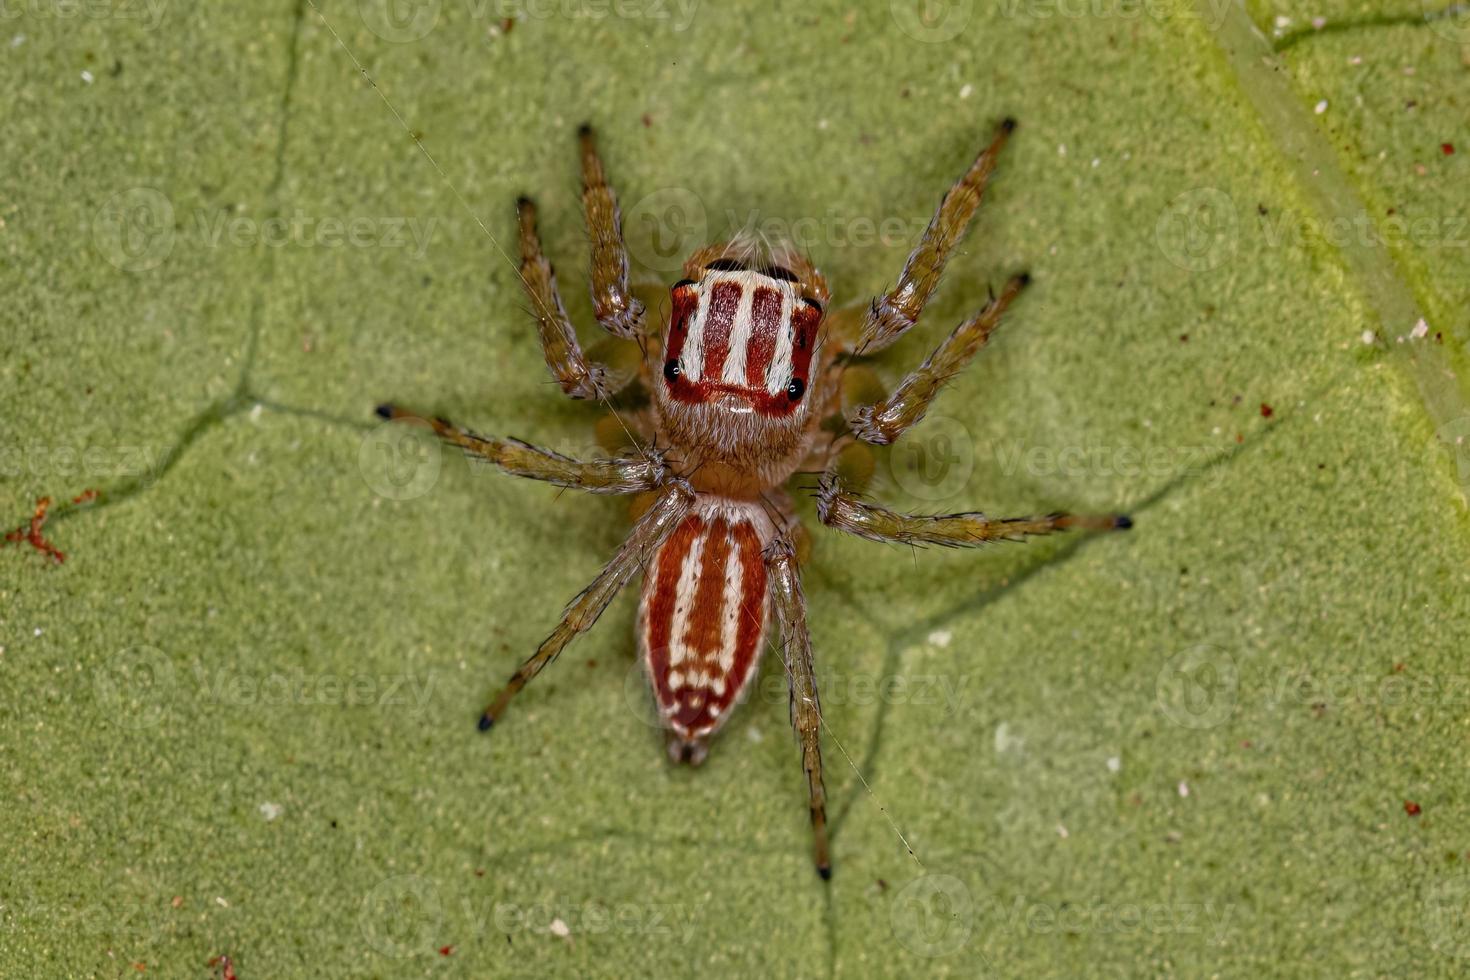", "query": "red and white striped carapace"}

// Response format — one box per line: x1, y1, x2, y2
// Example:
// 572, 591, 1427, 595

661, 262, 824, 418
637, 497, 778, 763
651, 254, 832, 499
